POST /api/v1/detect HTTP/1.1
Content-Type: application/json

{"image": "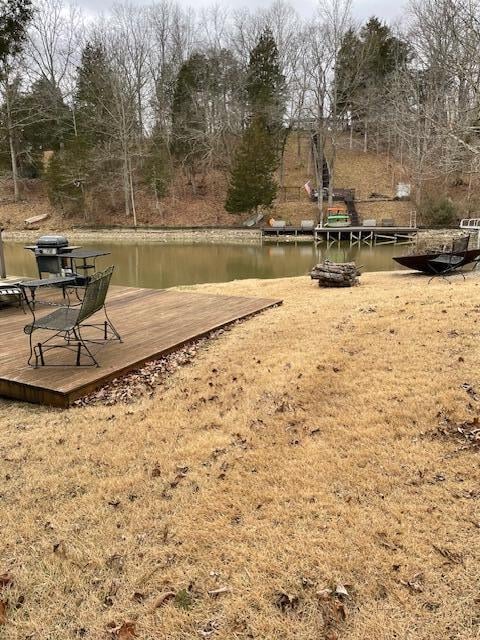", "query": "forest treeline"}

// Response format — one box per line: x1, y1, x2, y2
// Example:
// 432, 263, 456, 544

1, 0, 480, 221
